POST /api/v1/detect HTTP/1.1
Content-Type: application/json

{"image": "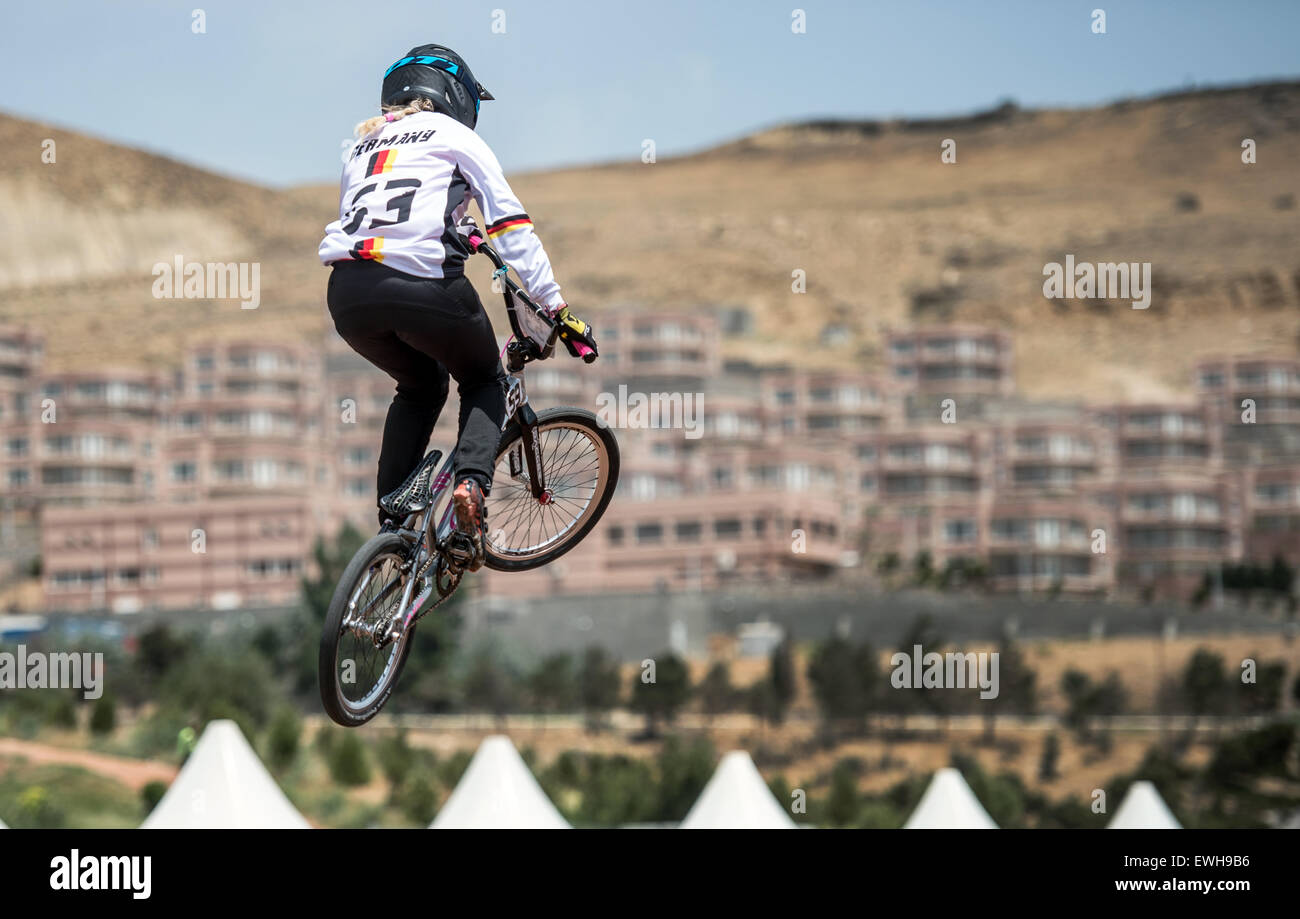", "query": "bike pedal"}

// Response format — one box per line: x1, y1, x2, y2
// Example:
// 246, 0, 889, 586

443, 533, 474, 567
